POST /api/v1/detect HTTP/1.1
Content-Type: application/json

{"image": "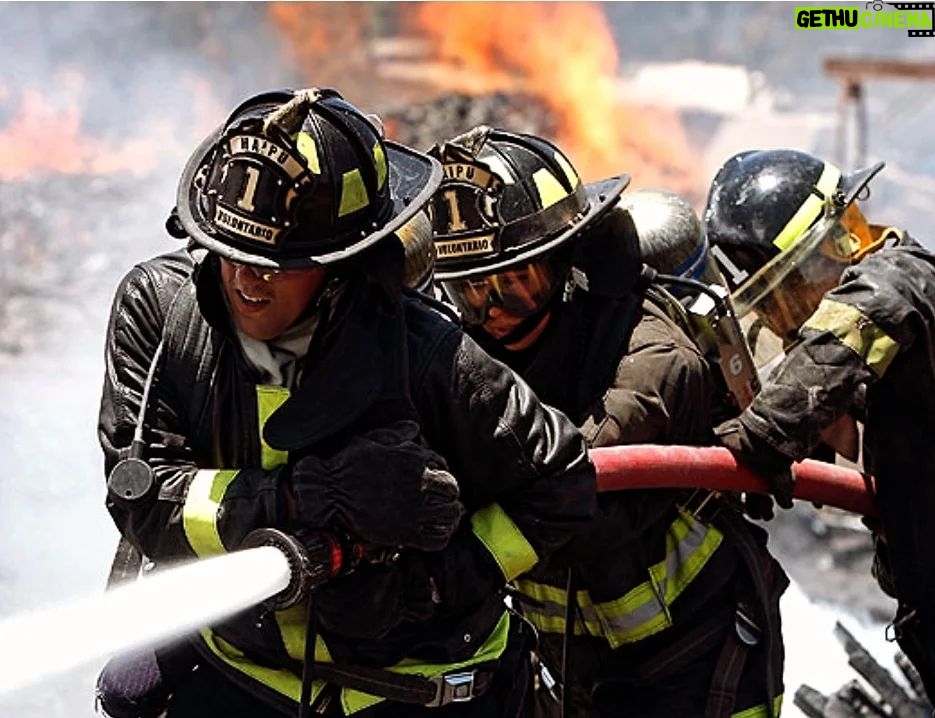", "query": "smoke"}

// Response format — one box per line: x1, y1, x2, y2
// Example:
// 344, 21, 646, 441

0, 5, 300, 716
0, 4, 931, 717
